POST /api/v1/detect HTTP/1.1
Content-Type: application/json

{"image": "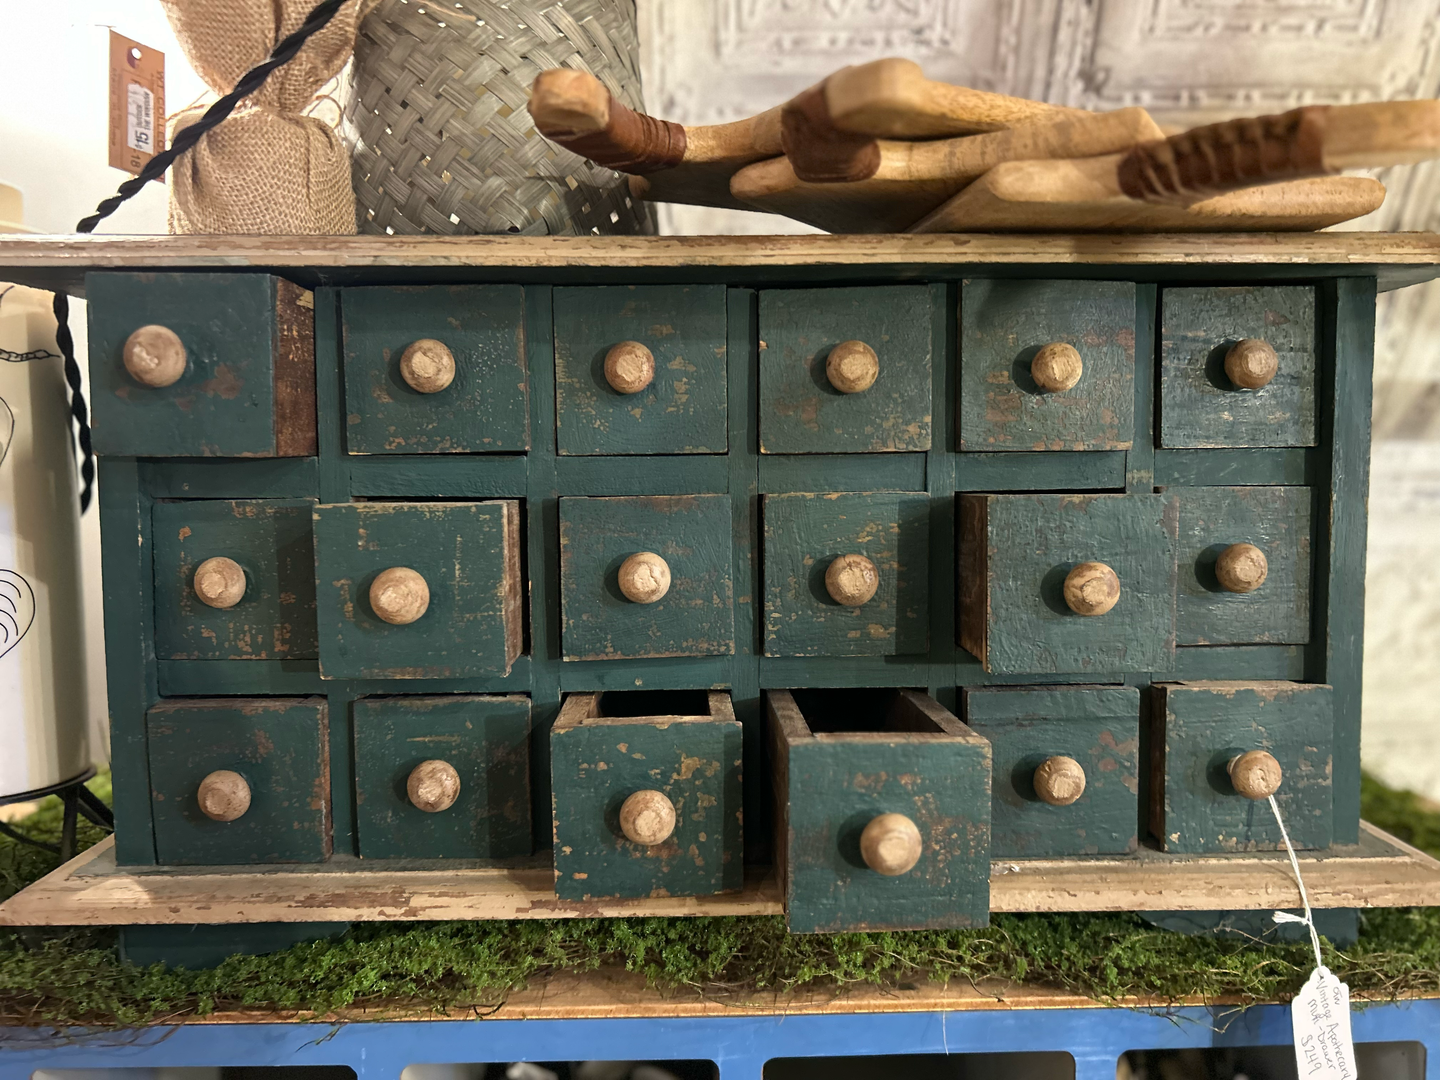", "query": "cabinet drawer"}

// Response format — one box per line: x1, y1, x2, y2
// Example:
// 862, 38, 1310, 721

768, 688, 991, 933
959, 279, 1135, 452
554, 285, 727, 455
1160, 286, 1317, 448
559, 495, 734, 660
87, 272, 315, 458
313, 500, 523, 679
353, 694, 531, 860
1151, 680, 1333, 853
1174, 485, 1312, 645
959, 493, 1178, 675
763, 491, 929, 657
340, 285, 529, 454
964, 685, 1140, 857
759, 286, 933, 453
147, 697, 329, 865
551, 690, 742, 900
152, 499, 317, 660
